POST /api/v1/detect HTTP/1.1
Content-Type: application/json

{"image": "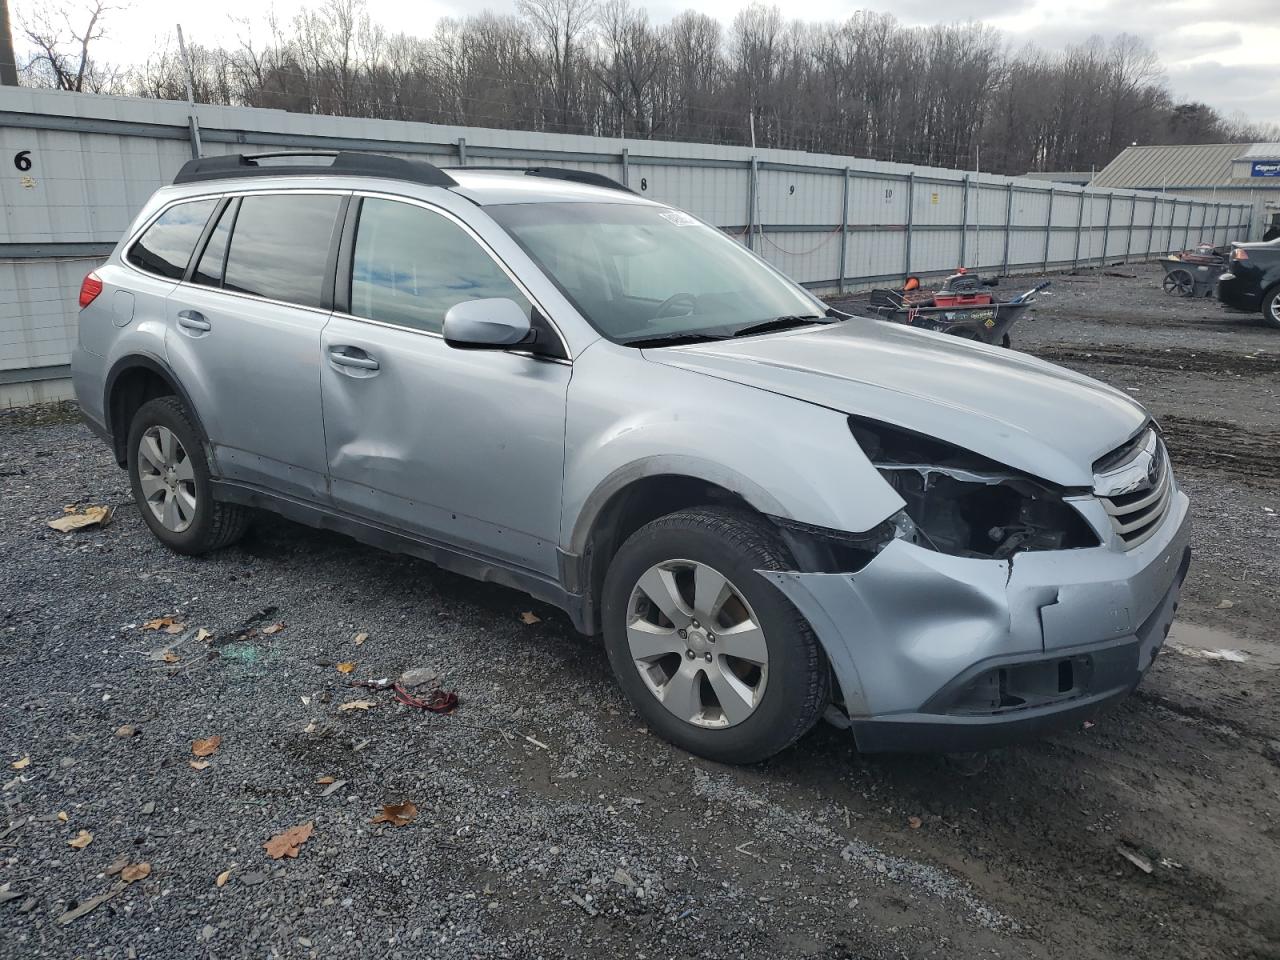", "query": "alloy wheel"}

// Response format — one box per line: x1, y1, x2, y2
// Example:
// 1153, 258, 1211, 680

137, 425, 197, 533
625, 559, 768, 728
